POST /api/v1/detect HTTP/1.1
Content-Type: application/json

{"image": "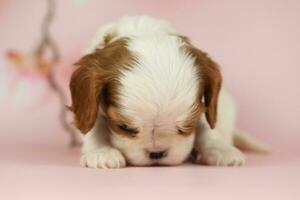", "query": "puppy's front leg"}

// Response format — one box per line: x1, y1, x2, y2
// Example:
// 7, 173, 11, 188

80, 116, 126, 169
194, 118, 245, 166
